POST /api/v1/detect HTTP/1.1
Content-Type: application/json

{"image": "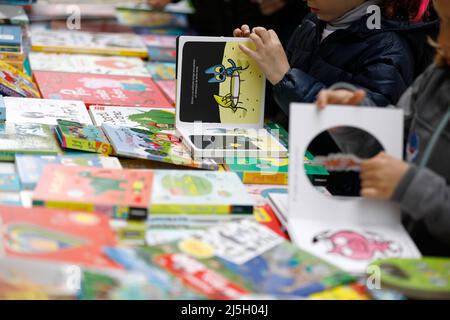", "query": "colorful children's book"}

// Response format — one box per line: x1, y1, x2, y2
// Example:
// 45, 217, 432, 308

0, 123, 60, 161
225, 155, 329, 185
0, 5, 29, 25
115, 7, 189, 29
225, 157, 288, 185
102, 125, 218, 170
55, 119, 113, 155
4, 97, 91, 125
146, 62, 176, 80
90, 105, 175, 130
245, 184, 288, 207
29, 53, 149, 77
254, 205, 289, 240
149, 170, 254, 215
369, 257, 450, 300
175, 36, 287, 160
31, 30, 148, 58
32, 165, 153, 221
309, 282, 369, 300
143, 35, 177, 48
0, 25, 22, 50
0, 258, 78, 300
0, 192, 22, 206
33, 71, 172, 108
0, 173, 20, 192
0, 61, 40, 98
0, 96, 5, 121
104, 246, 201, 299
15, 154, 122, 190
155, 80, 176, 105
287, 104, 421, 274
148, 46, 176, 62
140, 220, 354, 298
0, 205, 119, 269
